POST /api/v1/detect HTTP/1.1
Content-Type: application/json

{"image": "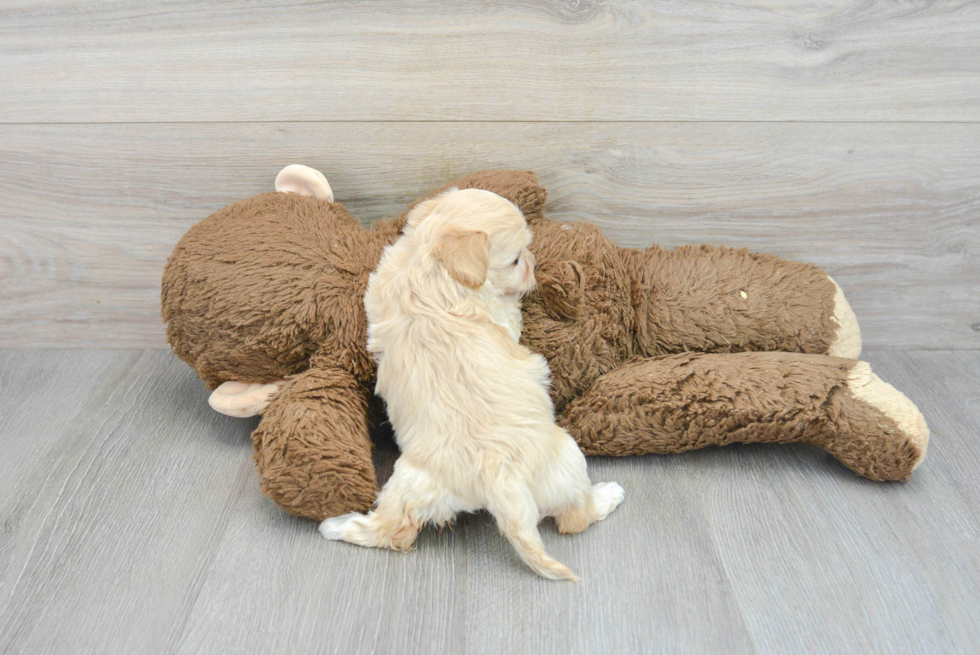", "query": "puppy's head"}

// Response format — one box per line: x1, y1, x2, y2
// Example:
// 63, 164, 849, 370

407, 188, 536, 296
